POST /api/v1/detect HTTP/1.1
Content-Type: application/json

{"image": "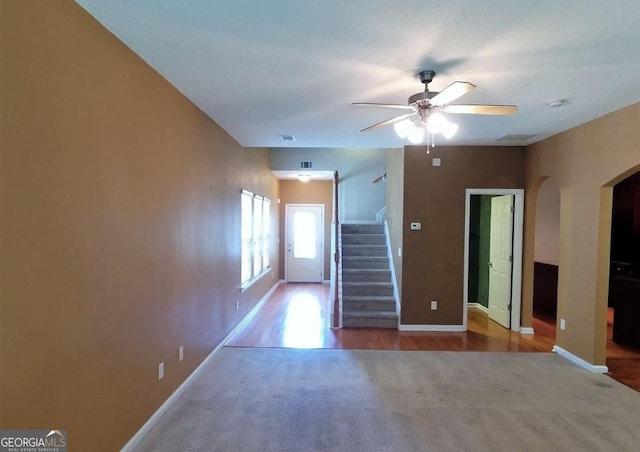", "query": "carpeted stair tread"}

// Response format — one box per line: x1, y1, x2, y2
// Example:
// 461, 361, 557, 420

340, 222, 397, 329
343, 295, 396, 302
342, 256, 389, 268
342, 268, 392, 283
342, 310, 398, 328
341, 245, 387, 257
341, 224, 384, 234
343, 295, 396, 312
343, 310, 398, 318
343, 281, 392, 286
341, 233, 386, 245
